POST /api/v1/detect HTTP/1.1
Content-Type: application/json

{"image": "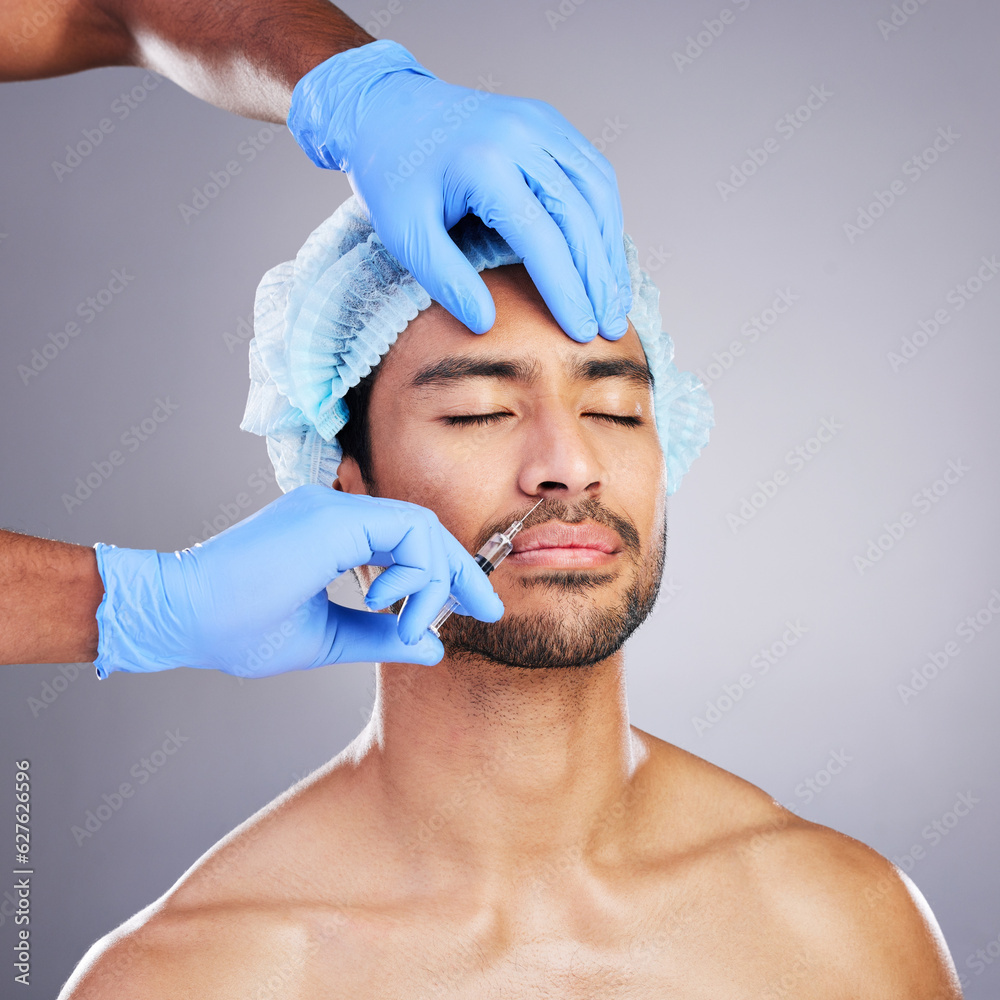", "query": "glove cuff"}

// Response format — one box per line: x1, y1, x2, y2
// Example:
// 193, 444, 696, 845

93, 543, 181, 678
287, 38, 436, 171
